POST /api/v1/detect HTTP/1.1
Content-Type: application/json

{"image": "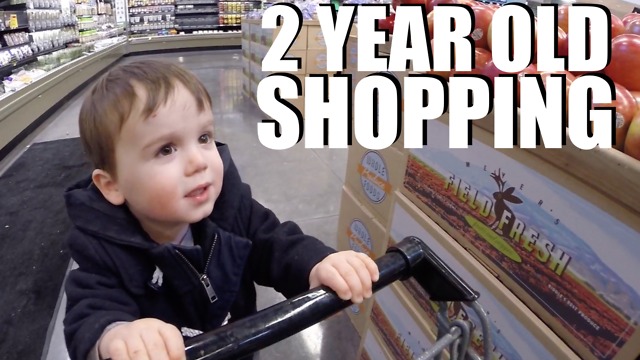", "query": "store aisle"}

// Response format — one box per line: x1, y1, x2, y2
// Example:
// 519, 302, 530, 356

4, 49, 360, 359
